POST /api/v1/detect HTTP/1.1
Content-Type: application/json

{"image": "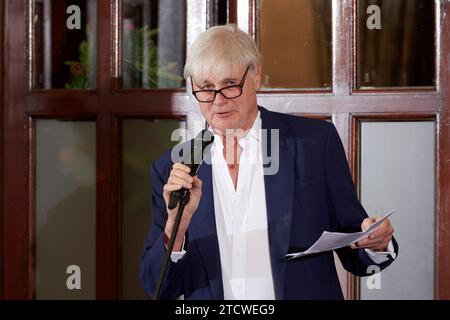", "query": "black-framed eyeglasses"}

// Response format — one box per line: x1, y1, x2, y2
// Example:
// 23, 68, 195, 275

191, 66, 250, 103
